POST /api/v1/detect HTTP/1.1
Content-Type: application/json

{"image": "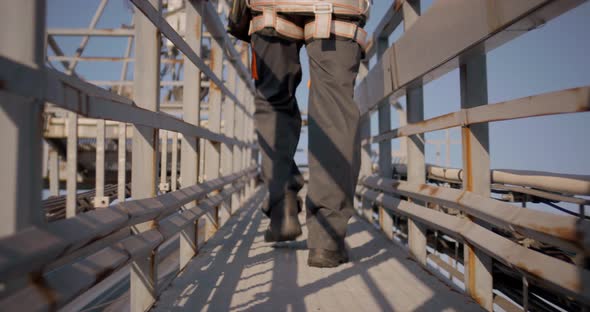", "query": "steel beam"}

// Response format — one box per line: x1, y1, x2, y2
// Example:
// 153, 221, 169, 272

355, 0, 585, 115
459, 52, 493, 310
403, 0, 427, 266
373, 85, 590, 143
66, 112, 78, 218
204, 39, 224, 239
129, 0, 250, 116
0, 0, 46, 237
130, 0, 161, 310
94, 119, 109, 207
220, 65, 237, 225
49, 148, 60, 197
179, 0, 203, 270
